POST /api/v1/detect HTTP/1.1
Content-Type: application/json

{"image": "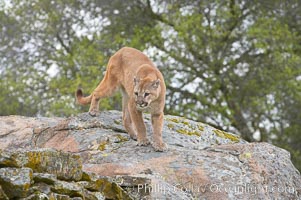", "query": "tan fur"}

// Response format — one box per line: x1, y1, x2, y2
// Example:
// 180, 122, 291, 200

76, 47, 167, 151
